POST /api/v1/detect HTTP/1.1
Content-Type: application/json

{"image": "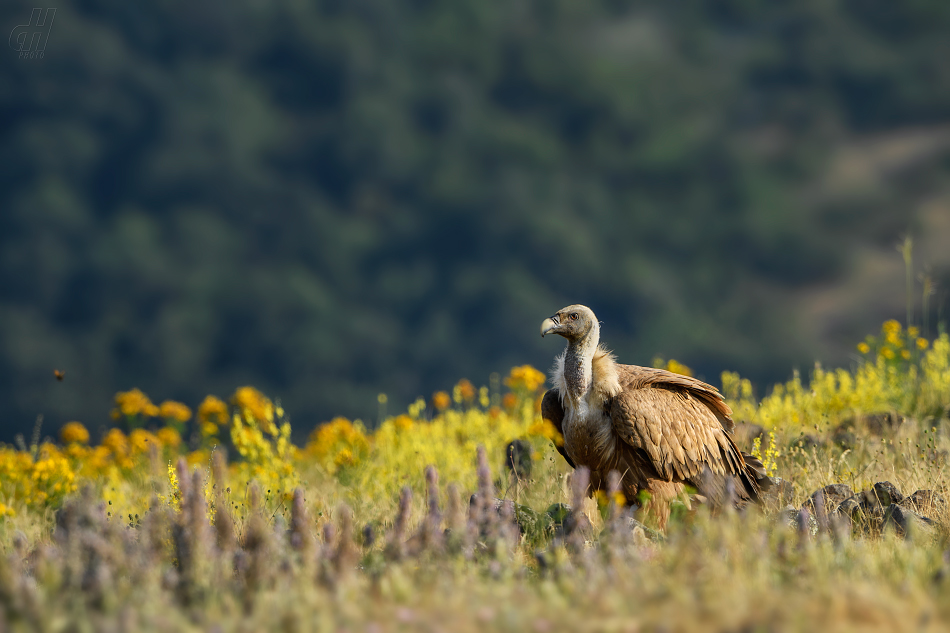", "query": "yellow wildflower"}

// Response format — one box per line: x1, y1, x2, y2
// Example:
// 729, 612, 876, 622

664, 359, 693, 377
407, 397, 427, 418
159, 400, 192, 423
65, 443, 89, 460
454, 379, 476, 404
60, 421, 89, 445
129, 428, 158, 454
901, 349, 911, 360
594, 489, 626, 509
167, 462, 181, 510
306, 417, 370, 465
528, 418, 564, 446
502, 393, 517, 411
201, 421, 219, 437
908, 326, 920, 338
156, 426, 182, 449
334, 447, 356, 469
112, 388, 160, 419
432, 391, 451, 411
917, 338, 929, 350
30, 444, 78, 506
883, 319, 901, 335
881, 347, 895, 360
857, 342, 871, 354
393, 414, 413, 432
479, 386, 490, 408
102, 428, 129, 457
505, 365, 546, 392
232, 386, 274, 426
